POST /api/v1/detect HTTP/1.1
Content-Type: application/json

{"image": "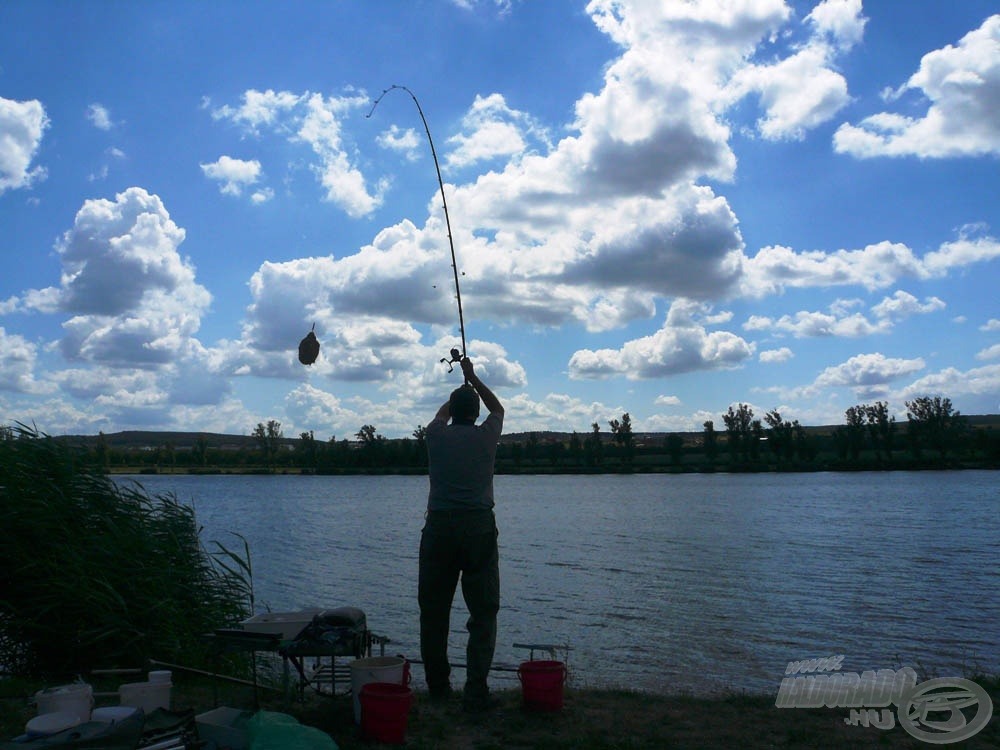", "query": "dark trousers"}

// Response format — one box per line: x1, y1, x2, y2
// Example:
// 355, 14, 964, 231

418, 509, 499, 700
